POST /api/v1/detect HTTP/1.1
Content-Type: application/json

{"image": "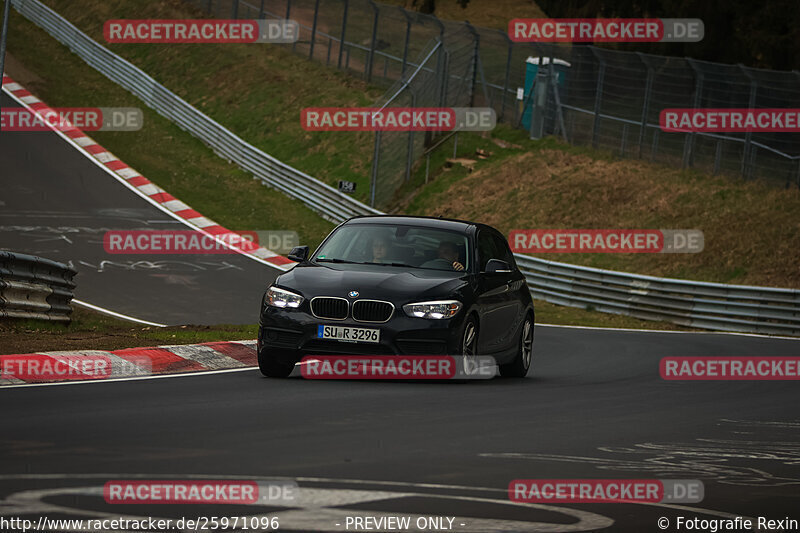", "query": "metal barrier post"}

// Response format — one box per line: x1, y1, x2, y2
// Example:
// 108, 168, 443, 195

636, 52, 653, 159
308, 0, 321, 60
740, 65, 758, 180
684, 58, 703, 169
405, 89, 416, 182
366, 2, 379, 82
0, 0, 12, 130
370, 130, 381, 207
590, 48, 605, 149
400, 8, 412, 77
499, 34, 513, 122
337, 0, 348, 70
